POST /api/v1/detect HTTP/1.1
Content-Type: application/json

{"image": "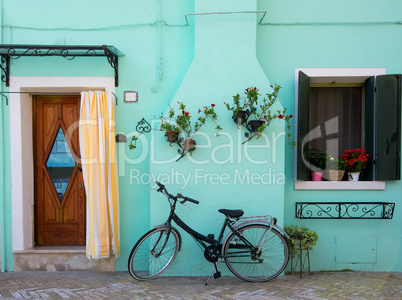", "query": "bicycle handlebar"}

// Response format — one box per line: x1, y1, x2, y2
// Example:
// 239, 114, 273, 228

177, 193, 199, 205
155, 181, 166, 193
154, 181, 199, 205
